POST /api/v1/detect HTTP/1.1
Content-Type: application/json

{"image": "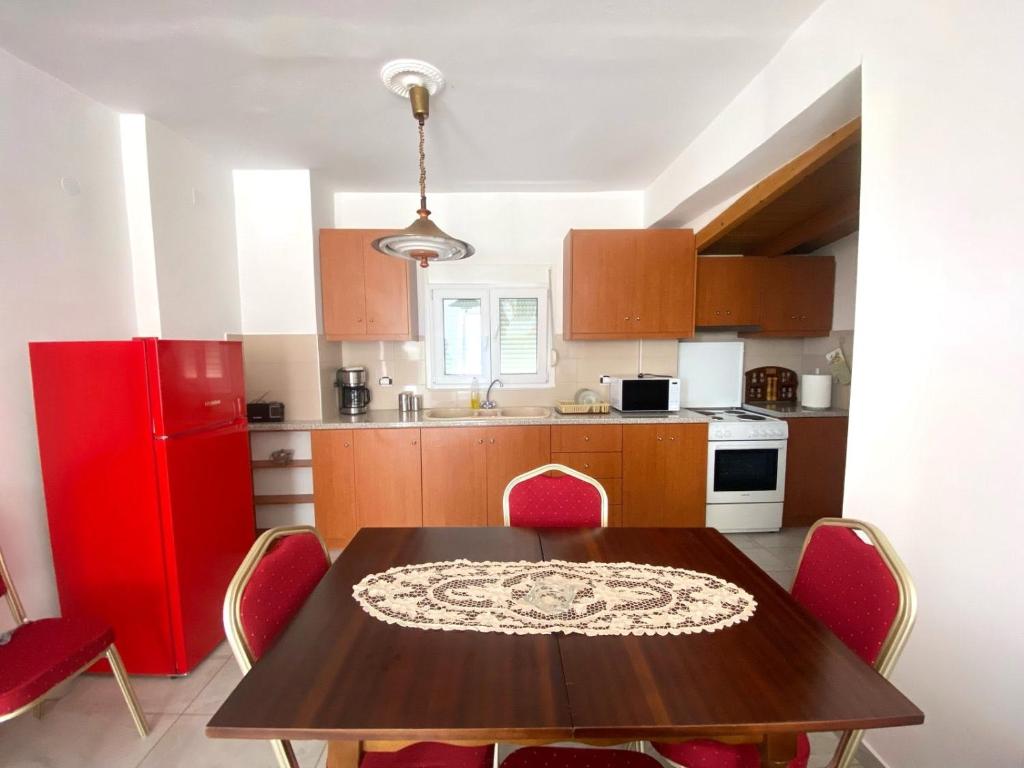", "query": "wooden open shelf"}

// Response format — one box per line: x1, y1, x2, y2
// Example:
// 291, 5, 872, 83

252, 459, 313, 469
253, 494, 314, 505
